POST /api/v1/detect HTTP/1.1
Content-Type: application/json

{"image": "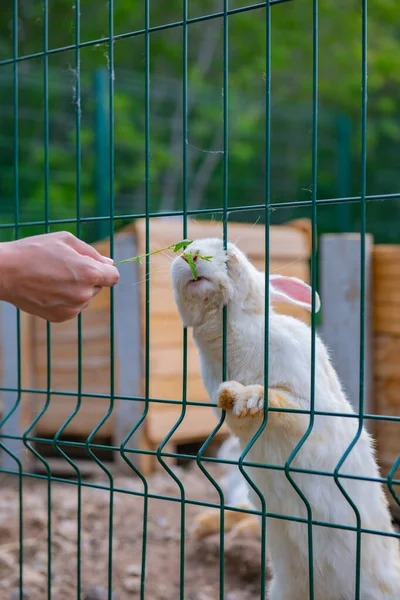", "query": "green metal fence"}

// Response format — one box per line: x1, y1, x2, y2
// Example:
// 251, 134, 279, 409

0, 1, 400, 599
